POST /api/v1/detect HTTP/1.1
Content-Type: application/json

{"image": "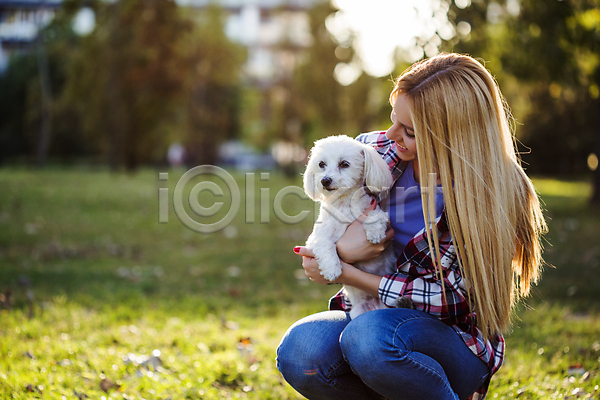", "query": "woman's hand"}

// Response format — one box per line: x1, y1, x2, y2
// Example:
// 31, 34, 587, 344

292, 246, 382, 297
293, 247, 343, 285
336, 202, 395, 264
